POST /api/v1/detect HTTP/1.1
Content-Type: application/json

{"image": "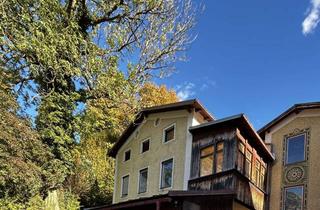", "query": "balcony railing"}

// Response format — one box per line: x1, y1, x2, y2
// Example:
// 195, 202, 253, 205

188, 169, 265, 210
